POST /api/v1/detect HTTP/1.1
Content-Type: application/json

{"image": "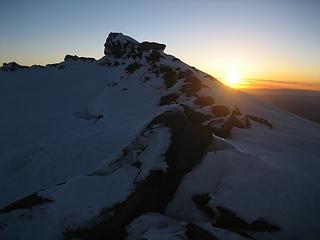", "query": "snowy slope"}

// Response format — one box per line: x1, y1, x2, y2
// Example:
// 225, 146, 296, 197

0, 33, 320, 240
